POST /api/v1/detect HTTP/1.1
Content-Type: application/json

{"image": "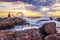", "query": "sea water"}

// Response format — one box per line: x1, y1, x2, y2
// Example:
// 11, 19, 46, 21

6, 17, 60, 31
